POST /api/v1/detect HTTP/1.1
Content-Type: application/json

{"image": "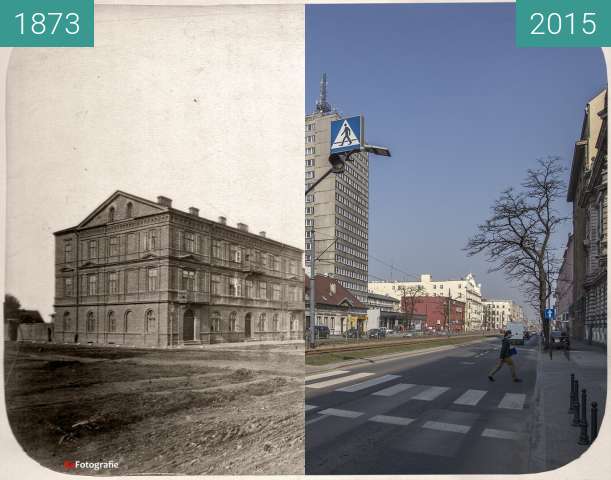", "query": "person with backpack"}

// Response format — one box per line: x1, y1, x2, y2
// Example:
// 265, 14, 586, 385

488, 330, 522, 383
